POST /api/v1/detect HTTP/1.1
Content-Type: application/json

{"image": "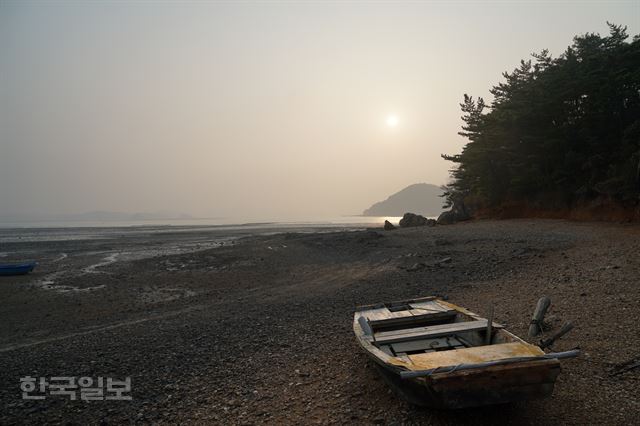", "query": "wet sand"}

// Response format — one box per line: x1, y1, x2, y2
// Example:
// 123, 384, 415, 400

0, 219, 638, 424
